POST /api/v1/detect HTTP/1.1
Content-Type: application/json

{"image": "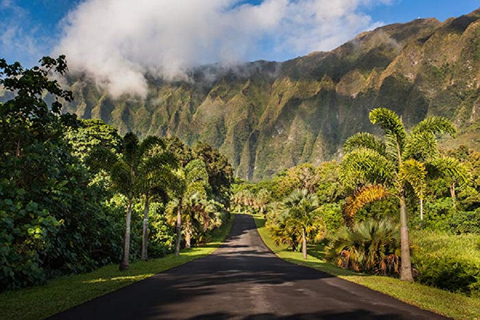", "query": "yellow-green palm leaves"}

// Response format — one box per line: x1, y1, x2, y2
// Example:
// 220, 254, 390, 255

341, 108, 458, 281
